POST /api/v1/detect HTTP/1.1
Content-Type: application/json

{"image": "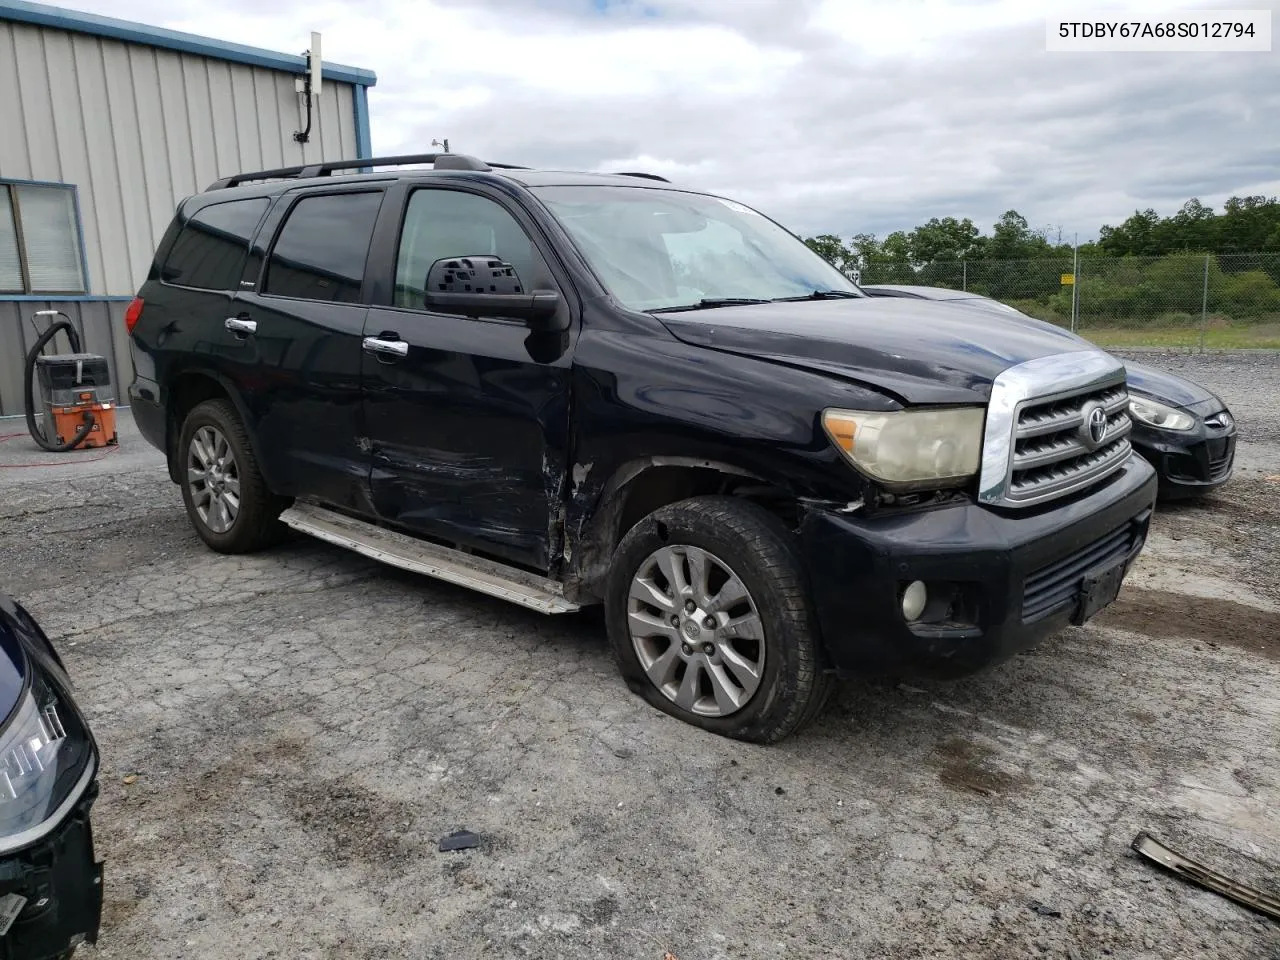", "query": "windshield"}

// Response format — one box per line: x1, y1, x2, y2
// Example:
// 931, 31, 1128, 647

531, 185, 862, 311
